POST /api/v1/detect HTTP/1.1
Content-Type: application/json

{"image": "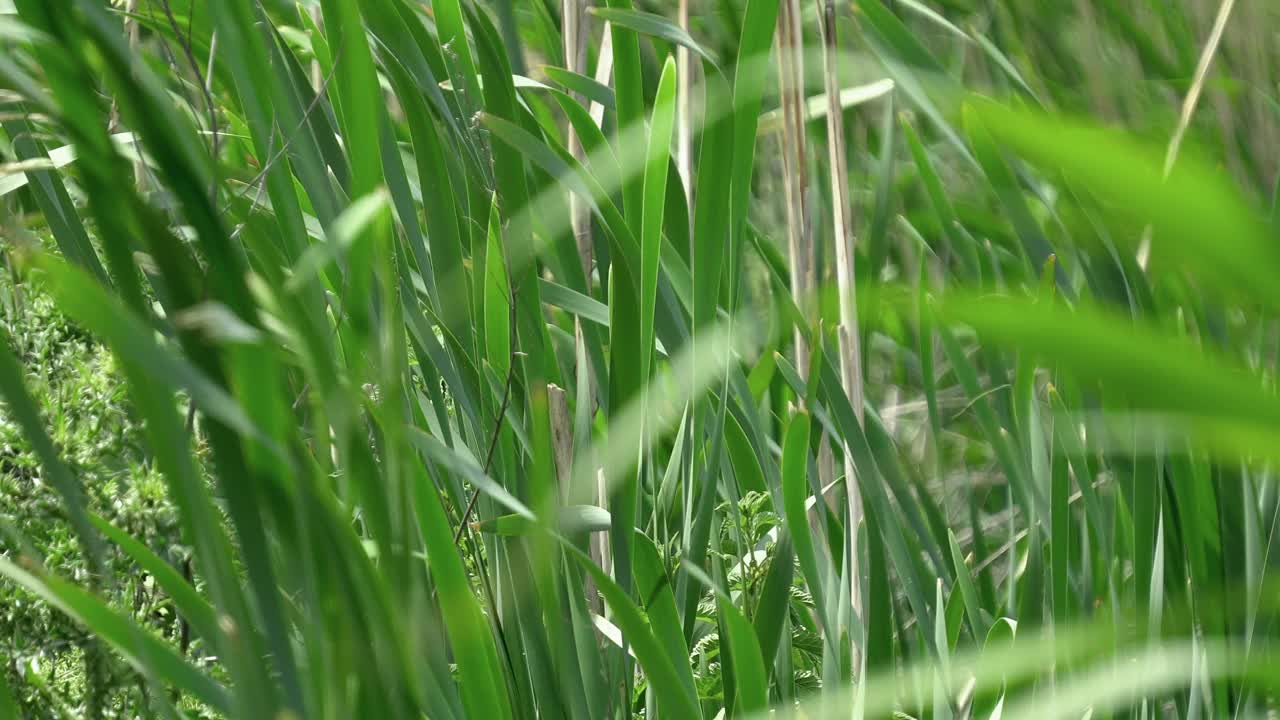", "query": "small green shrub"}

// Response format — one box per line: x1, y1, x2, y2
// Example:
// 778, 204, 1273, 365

0, 273, 192, 717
